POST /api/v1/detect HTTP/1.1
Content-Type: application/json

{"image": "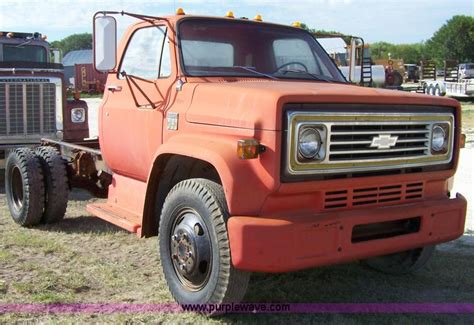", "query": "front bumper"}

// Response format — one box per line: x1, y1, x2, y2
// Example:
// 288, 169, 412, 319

228, 194, 467, 273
